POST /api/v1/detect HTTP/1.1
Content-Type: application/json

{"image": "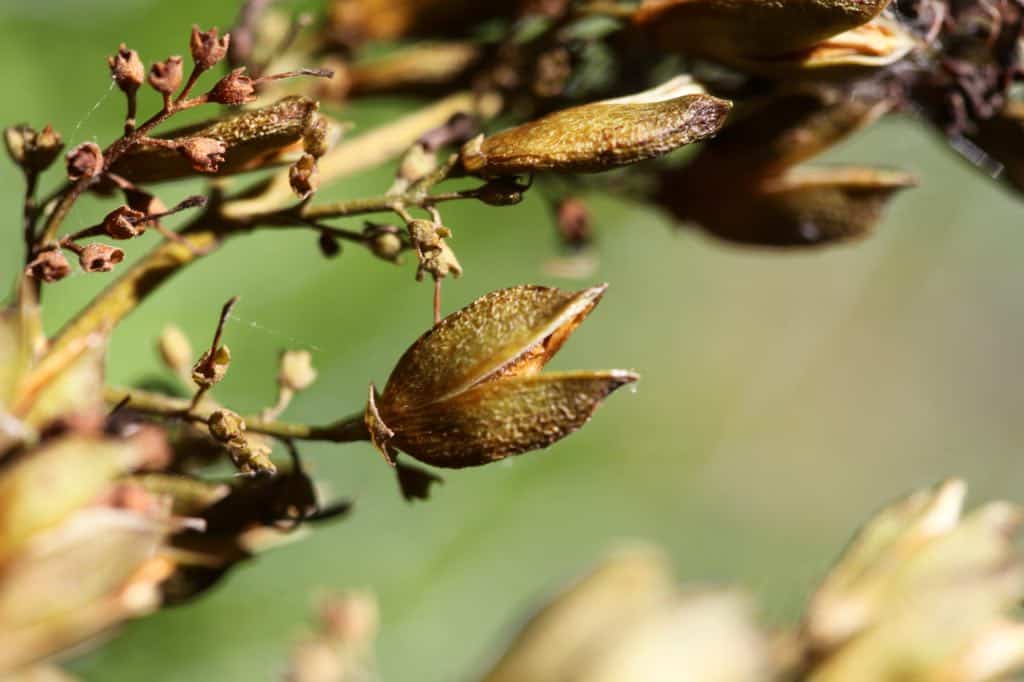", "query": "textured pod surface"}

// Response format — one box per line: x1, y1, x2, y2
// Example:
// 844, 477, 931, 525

634, 0, 891, 62
369, 285, 636, 468
110, 96, 326, 183
673, 166, 917, 246
462, 89, 731, 175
